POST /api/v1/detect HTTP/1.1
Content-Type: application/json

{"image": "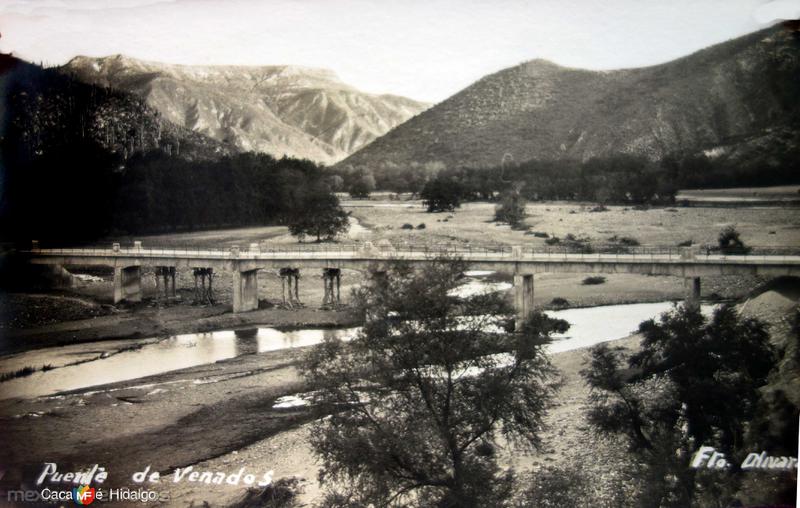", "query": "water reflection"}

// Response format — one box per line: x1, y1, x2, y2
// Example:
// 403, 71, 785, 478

0, 303, 715, 400
0, 327, 359, 400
